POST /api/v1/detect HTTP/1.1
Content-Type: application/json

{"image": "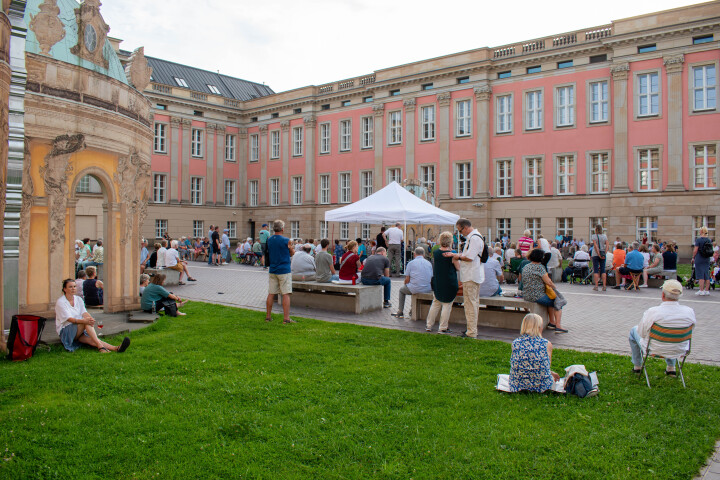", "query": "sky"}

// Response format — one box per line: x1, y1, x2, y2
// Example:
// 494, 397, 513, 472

101, 0, 705, 93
